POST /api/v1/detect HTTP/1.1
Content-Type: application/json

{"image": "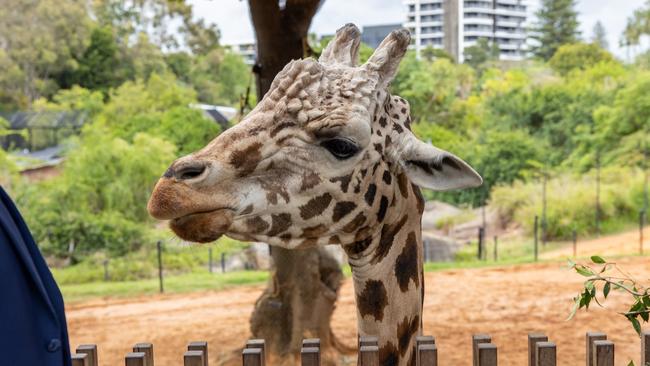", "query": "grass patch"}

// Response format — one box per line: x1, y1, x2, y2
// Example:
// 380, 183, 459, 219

60, 270, 268, 303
